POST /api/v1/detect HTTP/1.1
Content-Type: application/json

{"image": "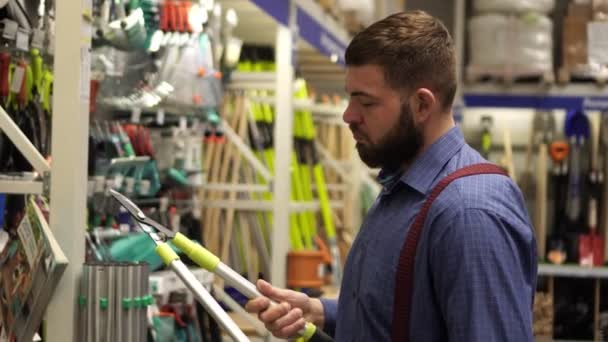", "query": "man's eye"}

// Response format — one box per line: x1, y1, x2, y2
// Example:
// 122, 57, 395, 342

361, 103, 375, 107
